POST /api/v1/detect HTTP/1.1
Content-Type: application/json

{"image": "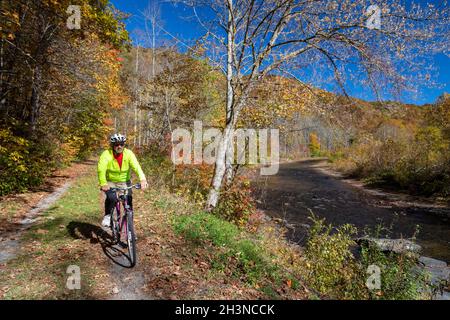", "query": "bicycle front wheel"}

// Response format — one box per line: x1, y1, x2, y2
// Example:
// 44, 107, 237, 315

125, 211, 137, 267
